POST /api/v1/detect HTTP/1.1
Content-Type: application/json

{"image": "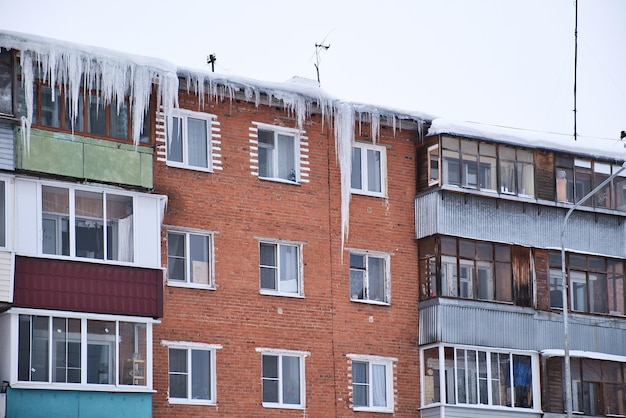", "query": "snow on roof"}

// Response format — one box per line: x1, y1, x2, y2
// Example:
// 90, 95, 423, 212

541, 349, 626, 363
429, 117, 626, 162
